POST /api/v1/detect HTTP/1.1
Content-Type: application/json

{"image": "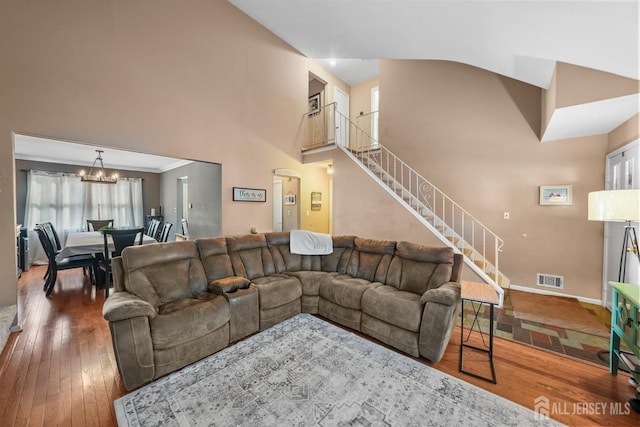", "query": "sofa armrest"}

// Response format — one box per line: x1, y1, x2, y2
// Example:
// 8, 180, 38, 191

208, 276, 251, 294
420, 281, 461, 306
103, 291, 156, 322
